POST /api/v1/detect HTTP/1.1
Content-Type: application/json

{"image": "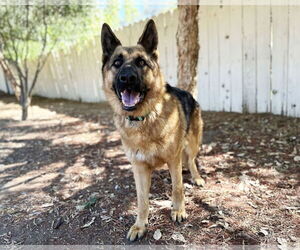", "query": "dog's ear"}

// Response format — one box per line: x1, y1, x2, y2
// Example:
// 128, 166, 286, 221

138, 19, 158, 54
101, 23, 121, 64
